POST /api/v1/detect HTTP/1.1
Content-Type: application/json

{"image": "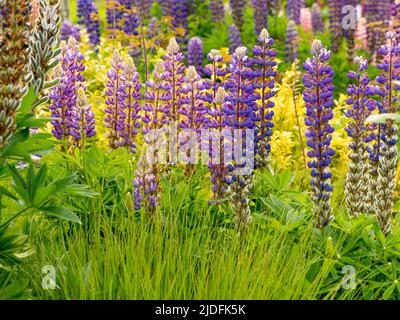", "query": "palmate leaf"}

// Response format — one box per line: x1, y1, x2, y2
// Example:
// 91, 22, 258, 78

41, 206, 82, 224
